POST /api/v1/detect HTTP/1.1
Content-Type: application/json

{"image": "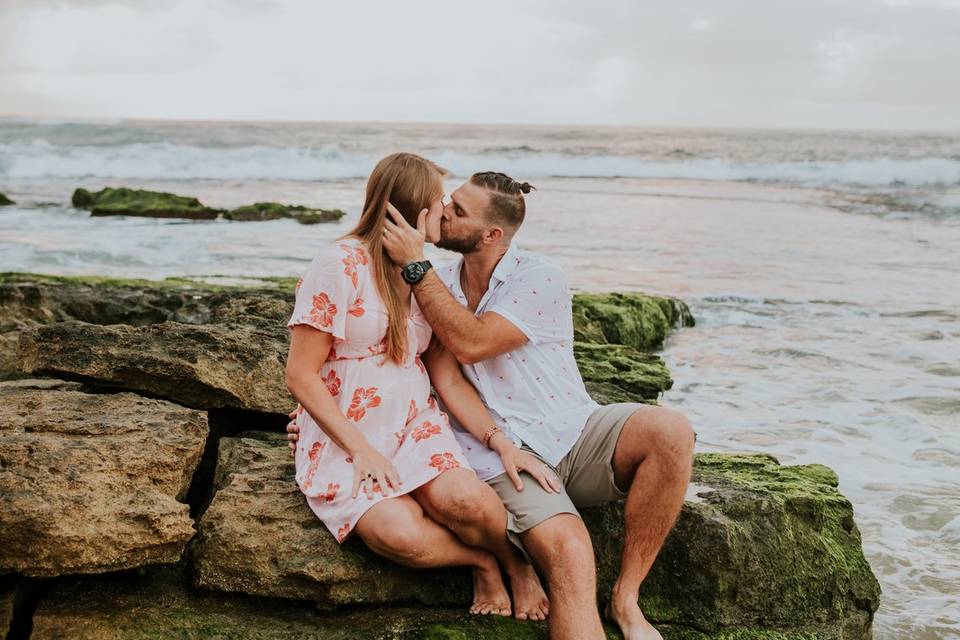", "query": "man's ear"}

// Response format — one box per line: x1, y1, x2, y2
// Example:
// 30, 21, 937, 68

483, 226, 505, 245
